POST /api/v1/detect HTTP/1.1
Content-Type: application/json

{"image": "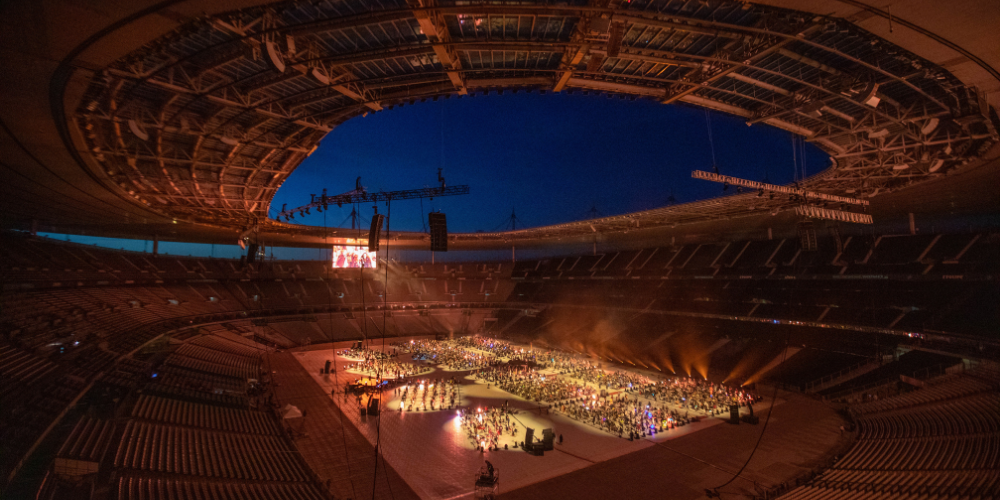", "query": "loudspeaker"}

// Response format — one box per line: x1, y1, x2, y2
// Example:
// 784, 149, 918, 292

607, 22, 625, 57
369, 214, 385, 252
729, 404, 740, 425
429, 212, 448, 252
264, 41, 286, 73
324, 360, 331, 374
541, 429, 554, 451
367, 397, 380, 416
524, 427, 534, 448
247, 243, 259, 264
